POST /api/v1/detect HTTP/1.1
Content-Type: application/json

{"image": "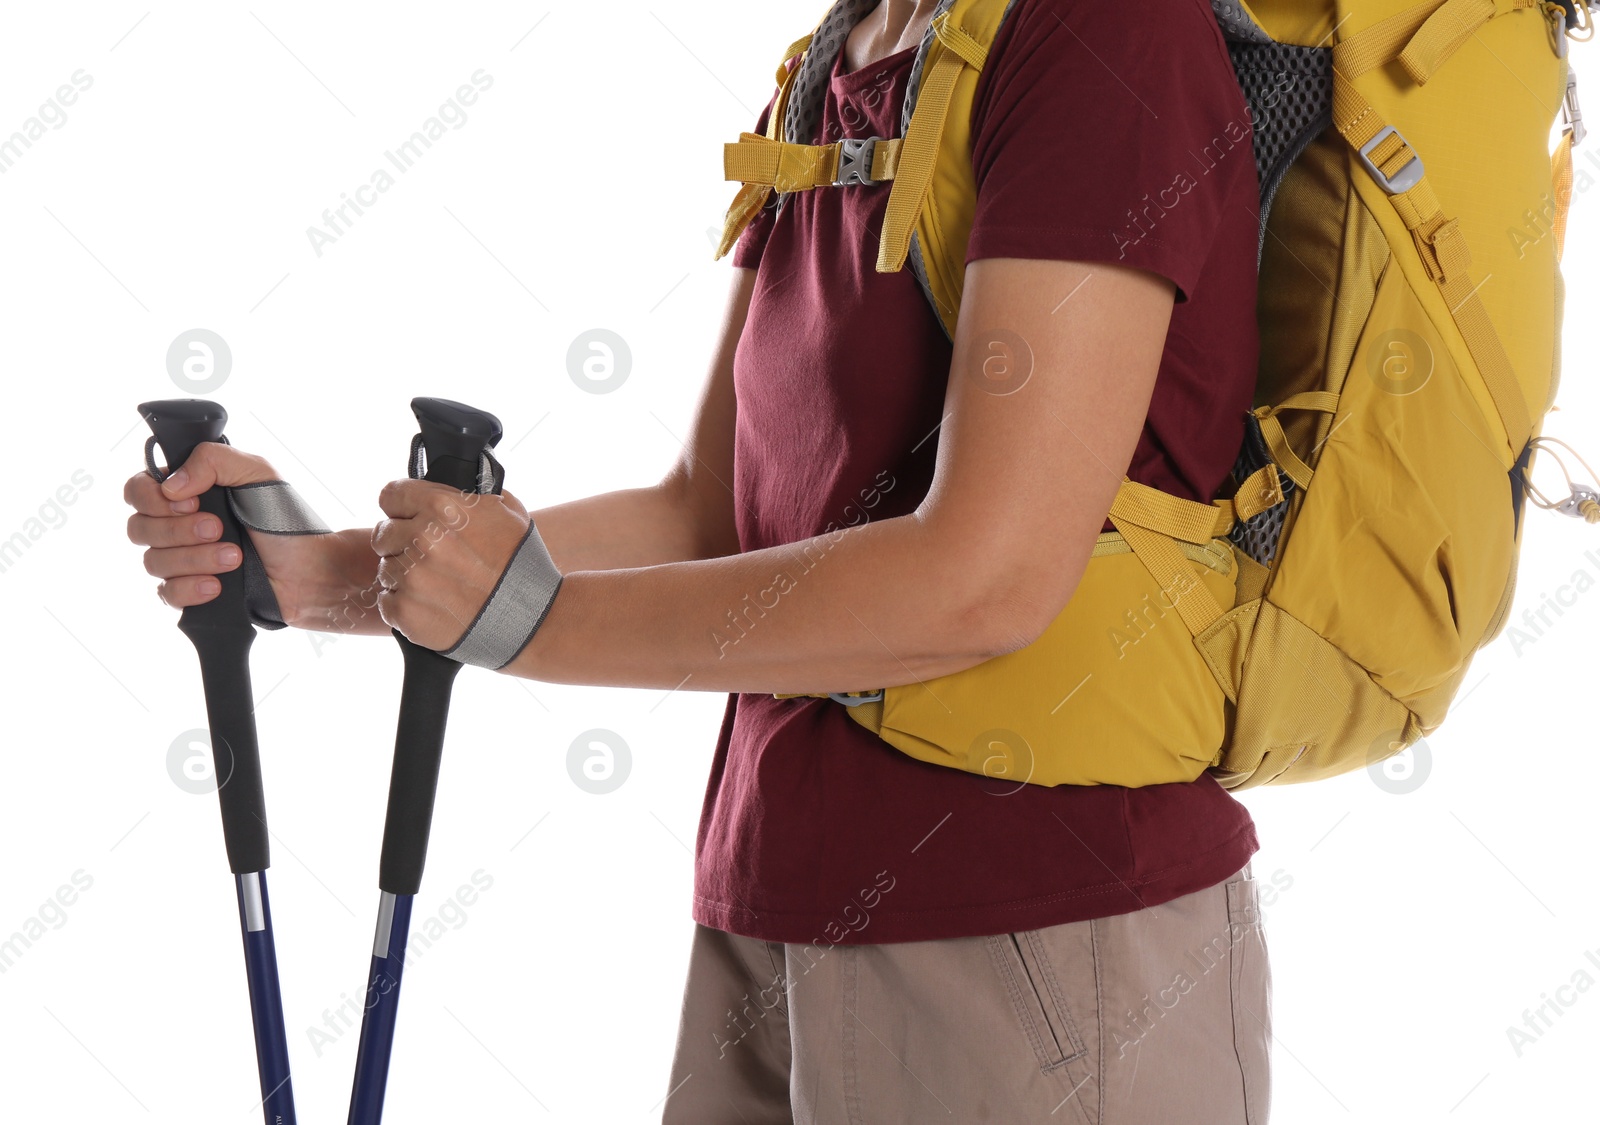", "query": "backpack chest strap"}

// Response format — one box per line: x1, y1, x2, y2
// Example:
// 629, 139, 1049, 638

724, 133, 904, 192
